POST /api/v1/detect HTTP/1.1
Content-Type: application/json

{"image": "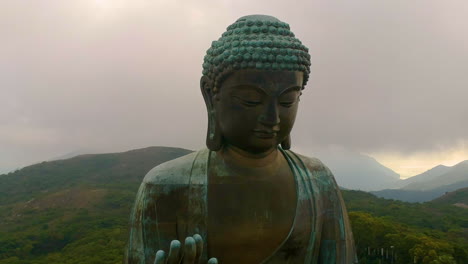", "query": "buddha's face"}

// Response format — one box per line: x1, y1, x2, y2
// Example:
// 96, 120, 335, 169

213, 69, 303, 154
